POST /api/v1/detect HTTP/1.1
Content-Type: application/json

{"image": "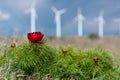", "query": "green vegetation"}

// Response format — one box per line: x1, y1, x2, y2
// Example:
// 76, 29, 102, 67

0, 40, 120, 80
88, 33, 99, 39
